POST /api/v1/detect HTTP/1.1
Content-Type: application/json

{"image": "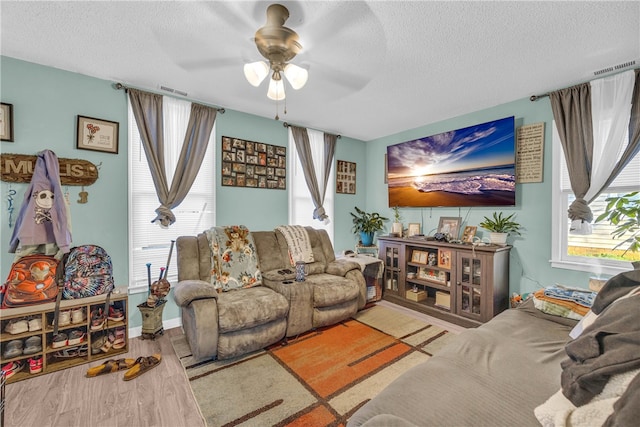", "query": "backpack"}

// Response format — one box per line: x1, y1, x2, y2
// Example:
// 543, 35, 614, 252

61, 245, 115, 299
2, 254, 60, 308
